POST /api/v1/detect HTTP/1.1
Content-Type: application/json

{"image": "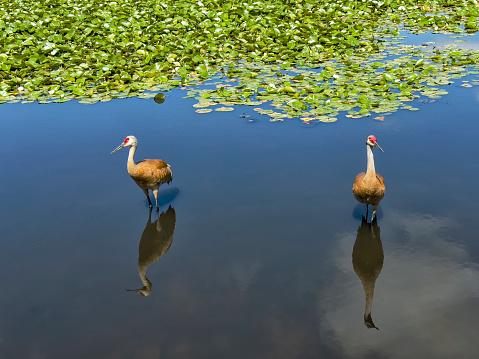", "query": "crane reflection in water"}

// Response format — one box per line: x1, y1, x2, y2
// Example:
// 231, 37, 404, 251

352, 216, 384, 329
127, 206, 176, 297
